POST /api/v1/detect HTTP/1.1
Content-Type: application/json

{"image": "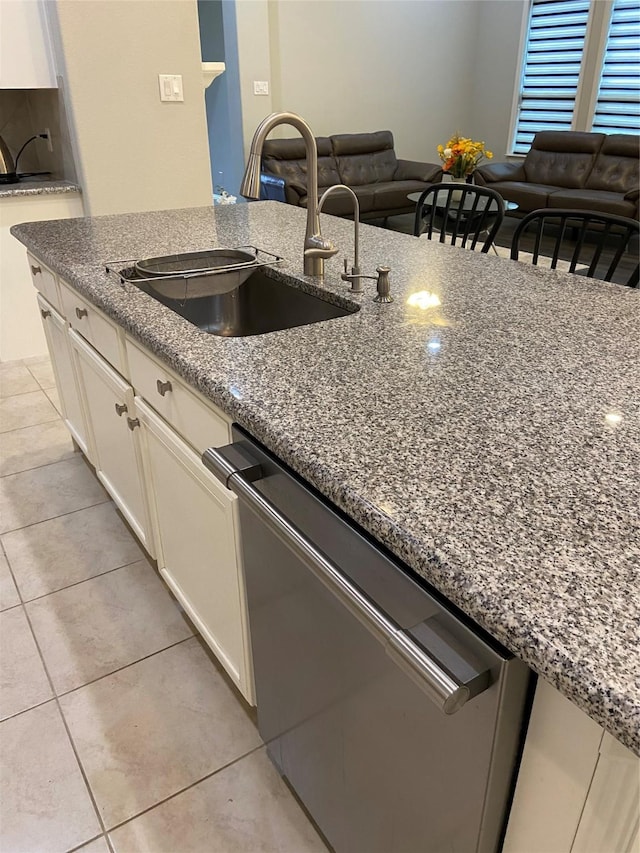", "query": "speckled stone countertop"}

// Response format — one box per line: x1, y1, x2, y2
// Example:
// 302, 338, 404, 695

0, 178, 81, 198
11, 202, 640, 754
